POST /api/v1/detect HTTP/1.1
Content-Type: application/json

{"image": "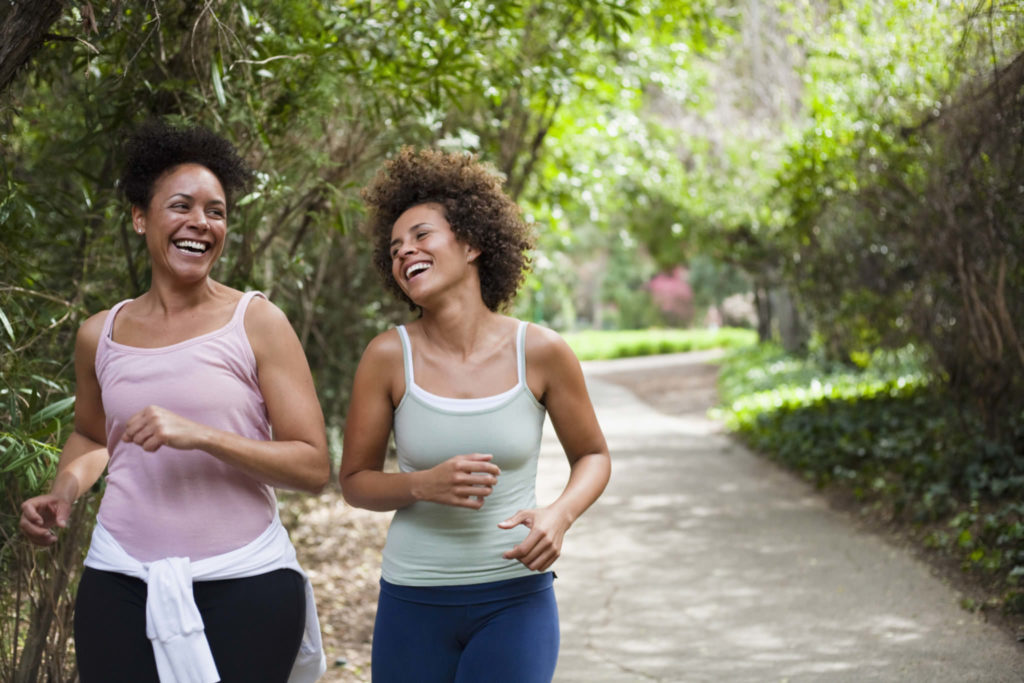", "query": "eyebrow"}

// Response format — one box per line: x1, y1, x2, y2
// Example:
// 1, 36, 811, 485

389, 222, 431, 249
168, 193, 226, 206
